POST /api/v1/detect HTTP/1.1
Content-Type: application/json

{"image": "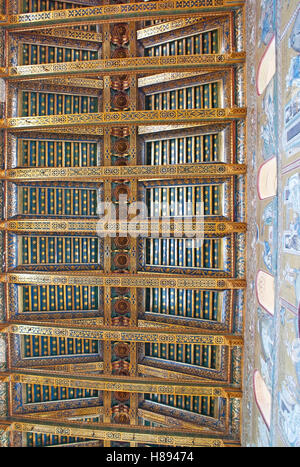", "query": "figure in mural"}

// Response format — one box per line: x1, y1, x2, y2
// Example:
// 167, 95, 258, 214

283, 224, 300, 254
262, 240, 274, 272
286, 337, 300, 378
283, 173, 300, 255
283, 91, 300, 157
257, 307, 274, 387
282, 264, 300, 306
260, 80, 277, 160
278, 375, 300, 447
284, 173, 300, 214
289, 9, 300, 52
261, 199, 276, 234
286, 55, 300, 88
254, 200, 277, 274
258, 0, 275, 47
